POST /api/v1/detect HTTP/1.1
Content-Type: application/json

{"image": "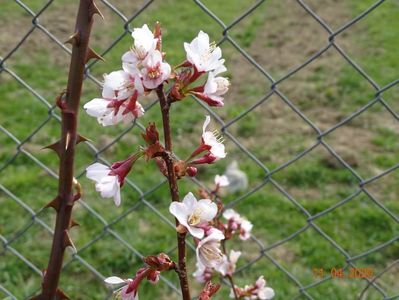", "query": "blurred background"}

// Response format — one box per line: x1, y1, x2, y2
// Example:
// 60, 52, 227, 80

0, 0, 398, 299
